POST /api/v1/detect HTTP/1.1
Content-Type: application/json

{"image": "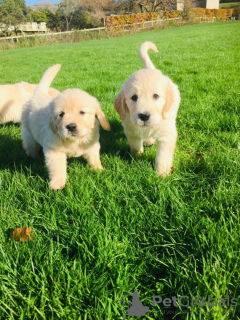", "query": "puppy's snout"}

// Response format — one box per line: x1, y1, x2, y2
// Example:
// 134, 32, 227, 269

138, 113, 150, 122
66, 123, 77, 132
